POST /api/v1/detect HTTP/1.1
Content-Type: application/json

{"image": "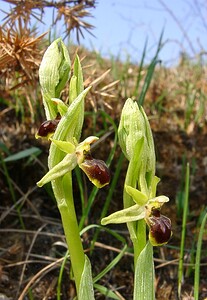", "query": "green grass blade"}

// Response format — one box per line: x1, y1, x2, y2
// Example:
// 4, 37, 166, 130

4, 147, 41, 162
94, 283, 120, 299
57, 250, 69, 300
93, 244, 127, 284
0, 152, 25, 228
80, 224, 126, 245
79, 185, 98, 230
79, 111, 118, 230
138, 30, 164, 106
91, 153, 125, 249
133, 38, 148, 99
0, 141, 10, 155
194, 211, 207, 300
178, 162, 190, 297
